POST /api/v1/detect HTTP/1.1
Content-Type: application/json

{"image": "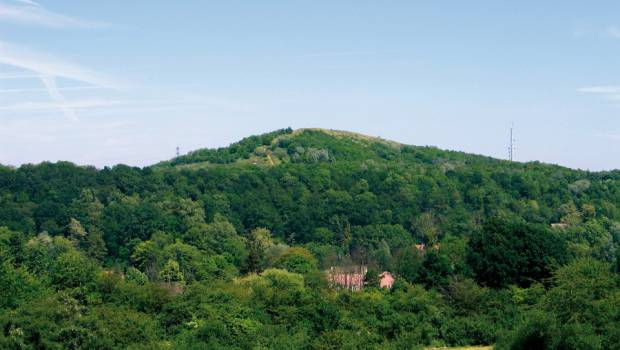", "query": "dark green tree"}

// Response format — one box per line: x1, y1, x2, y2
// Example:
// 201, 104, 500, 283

468, 217, 567, 287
